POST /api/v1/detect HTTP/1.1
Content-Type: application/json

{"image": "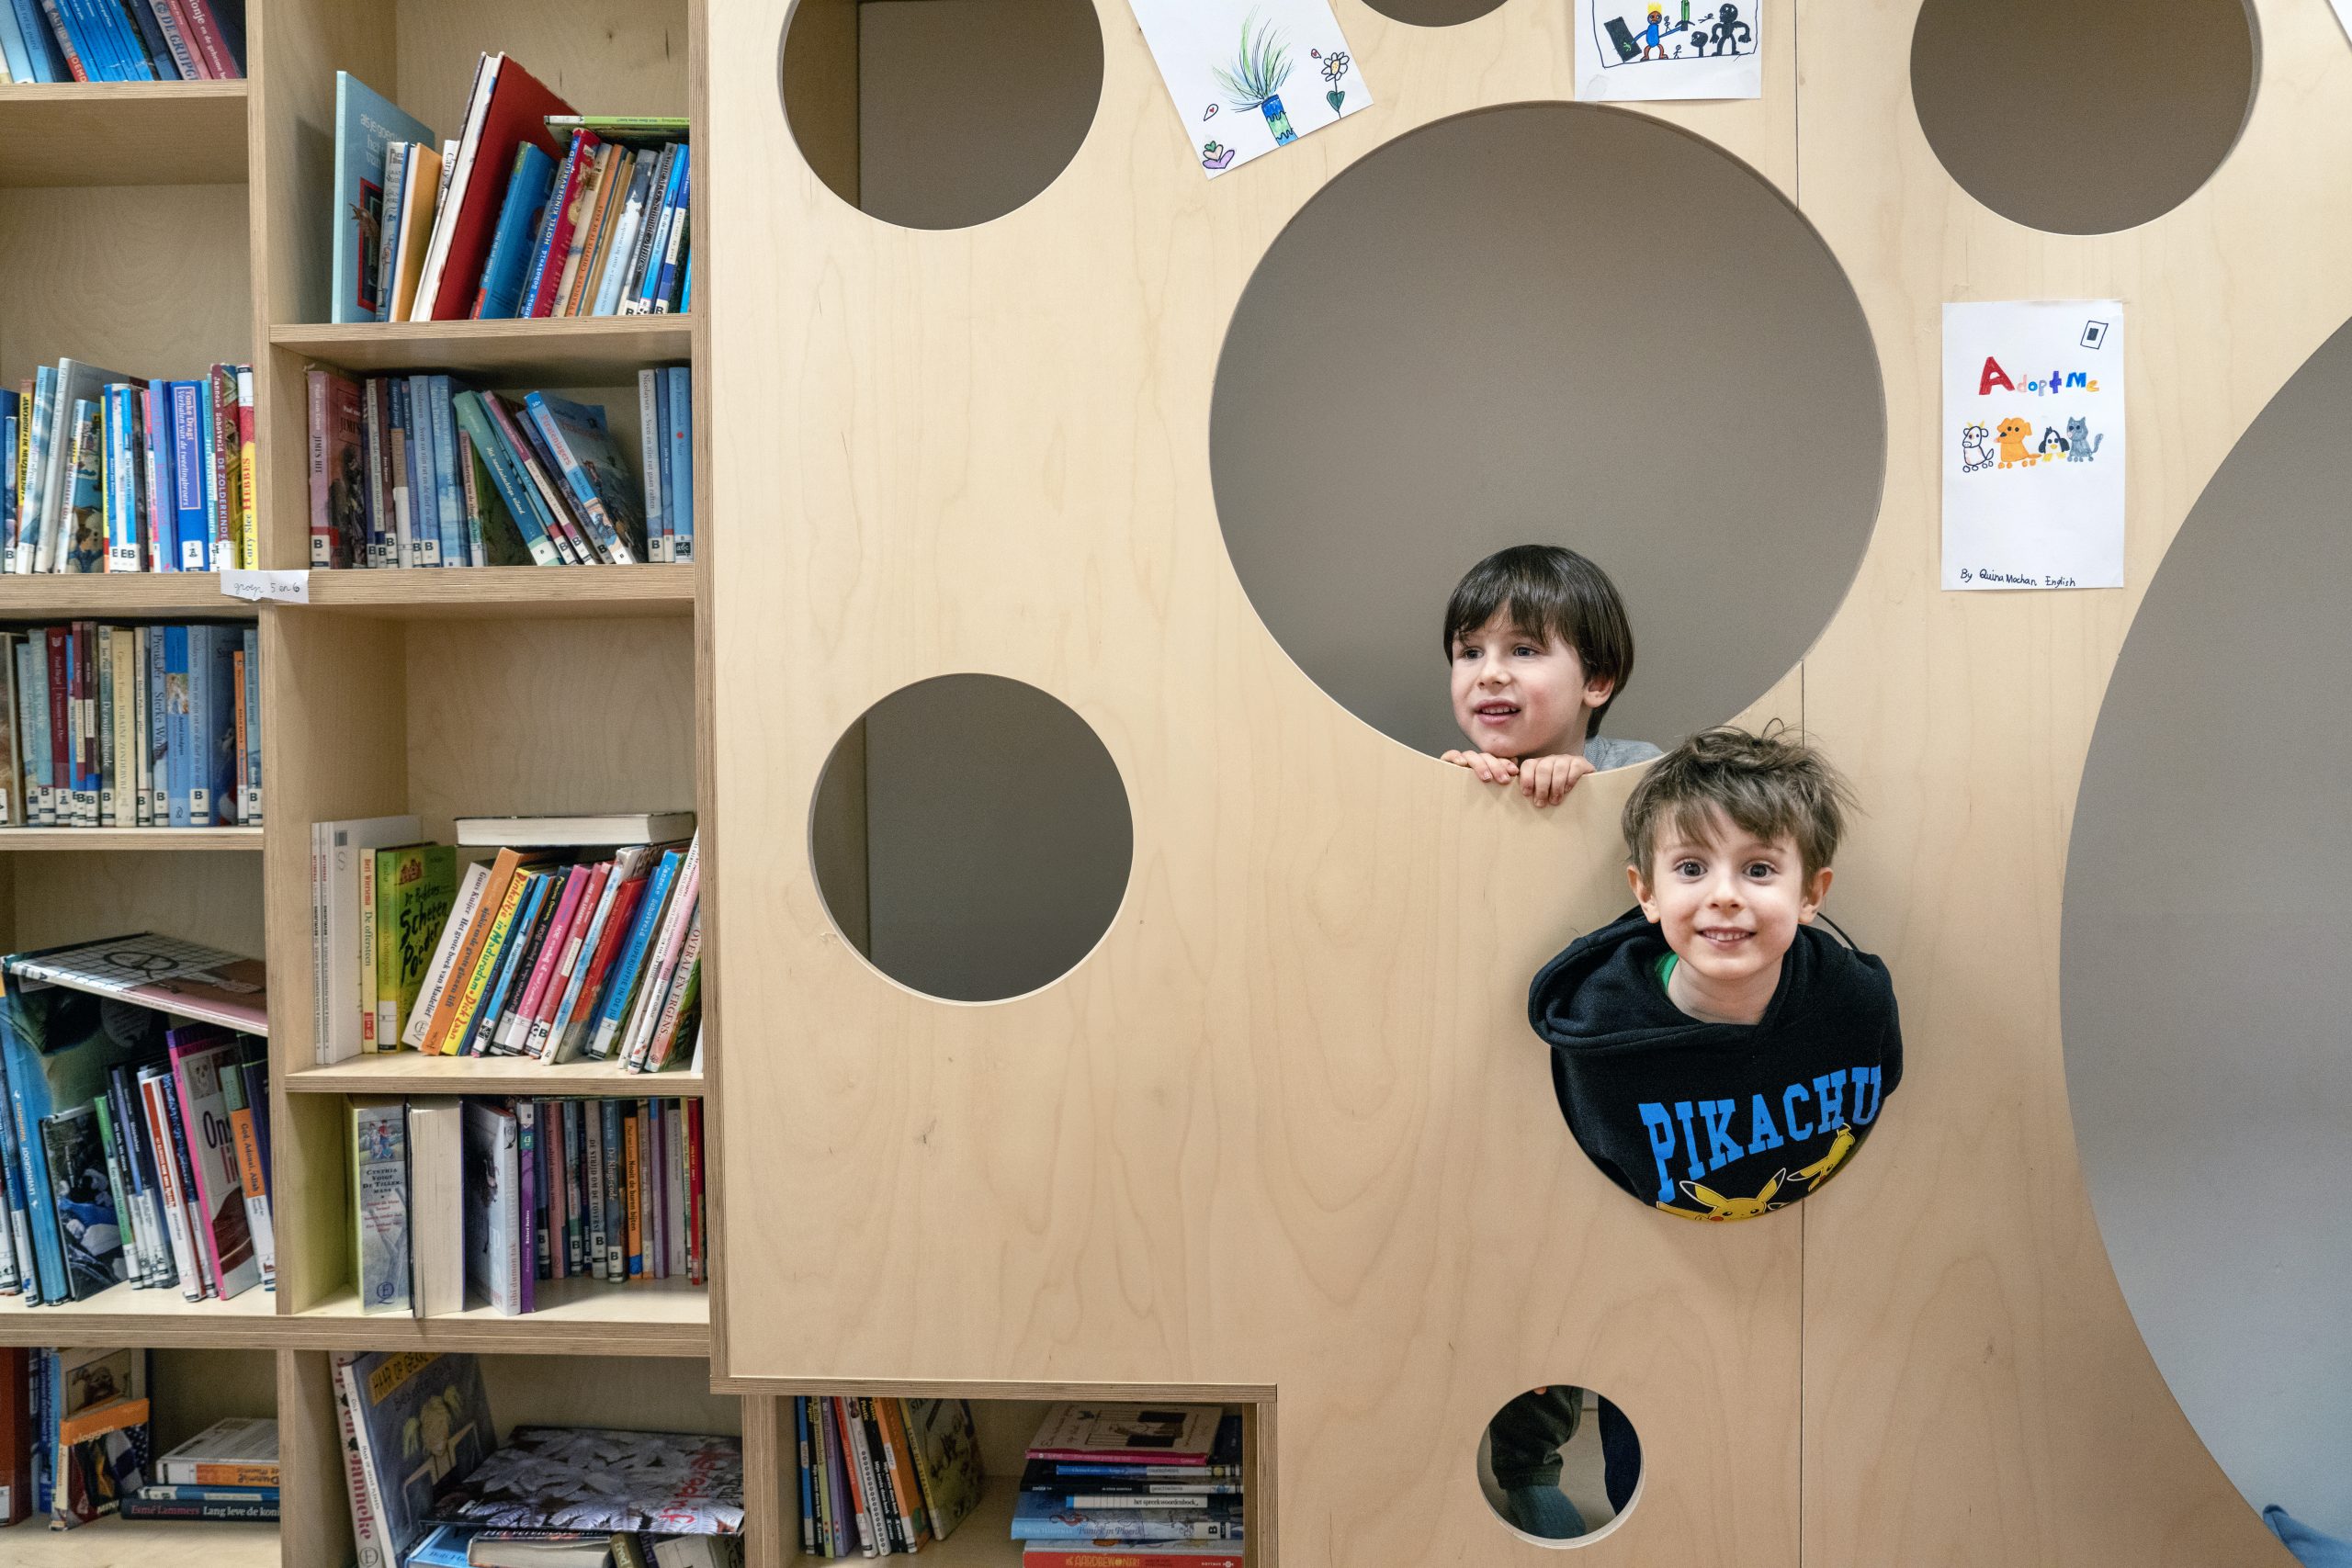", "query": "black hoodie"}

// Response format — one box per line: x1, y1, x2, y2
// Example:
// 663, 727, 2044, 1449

1527, 908, 1902, 1222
